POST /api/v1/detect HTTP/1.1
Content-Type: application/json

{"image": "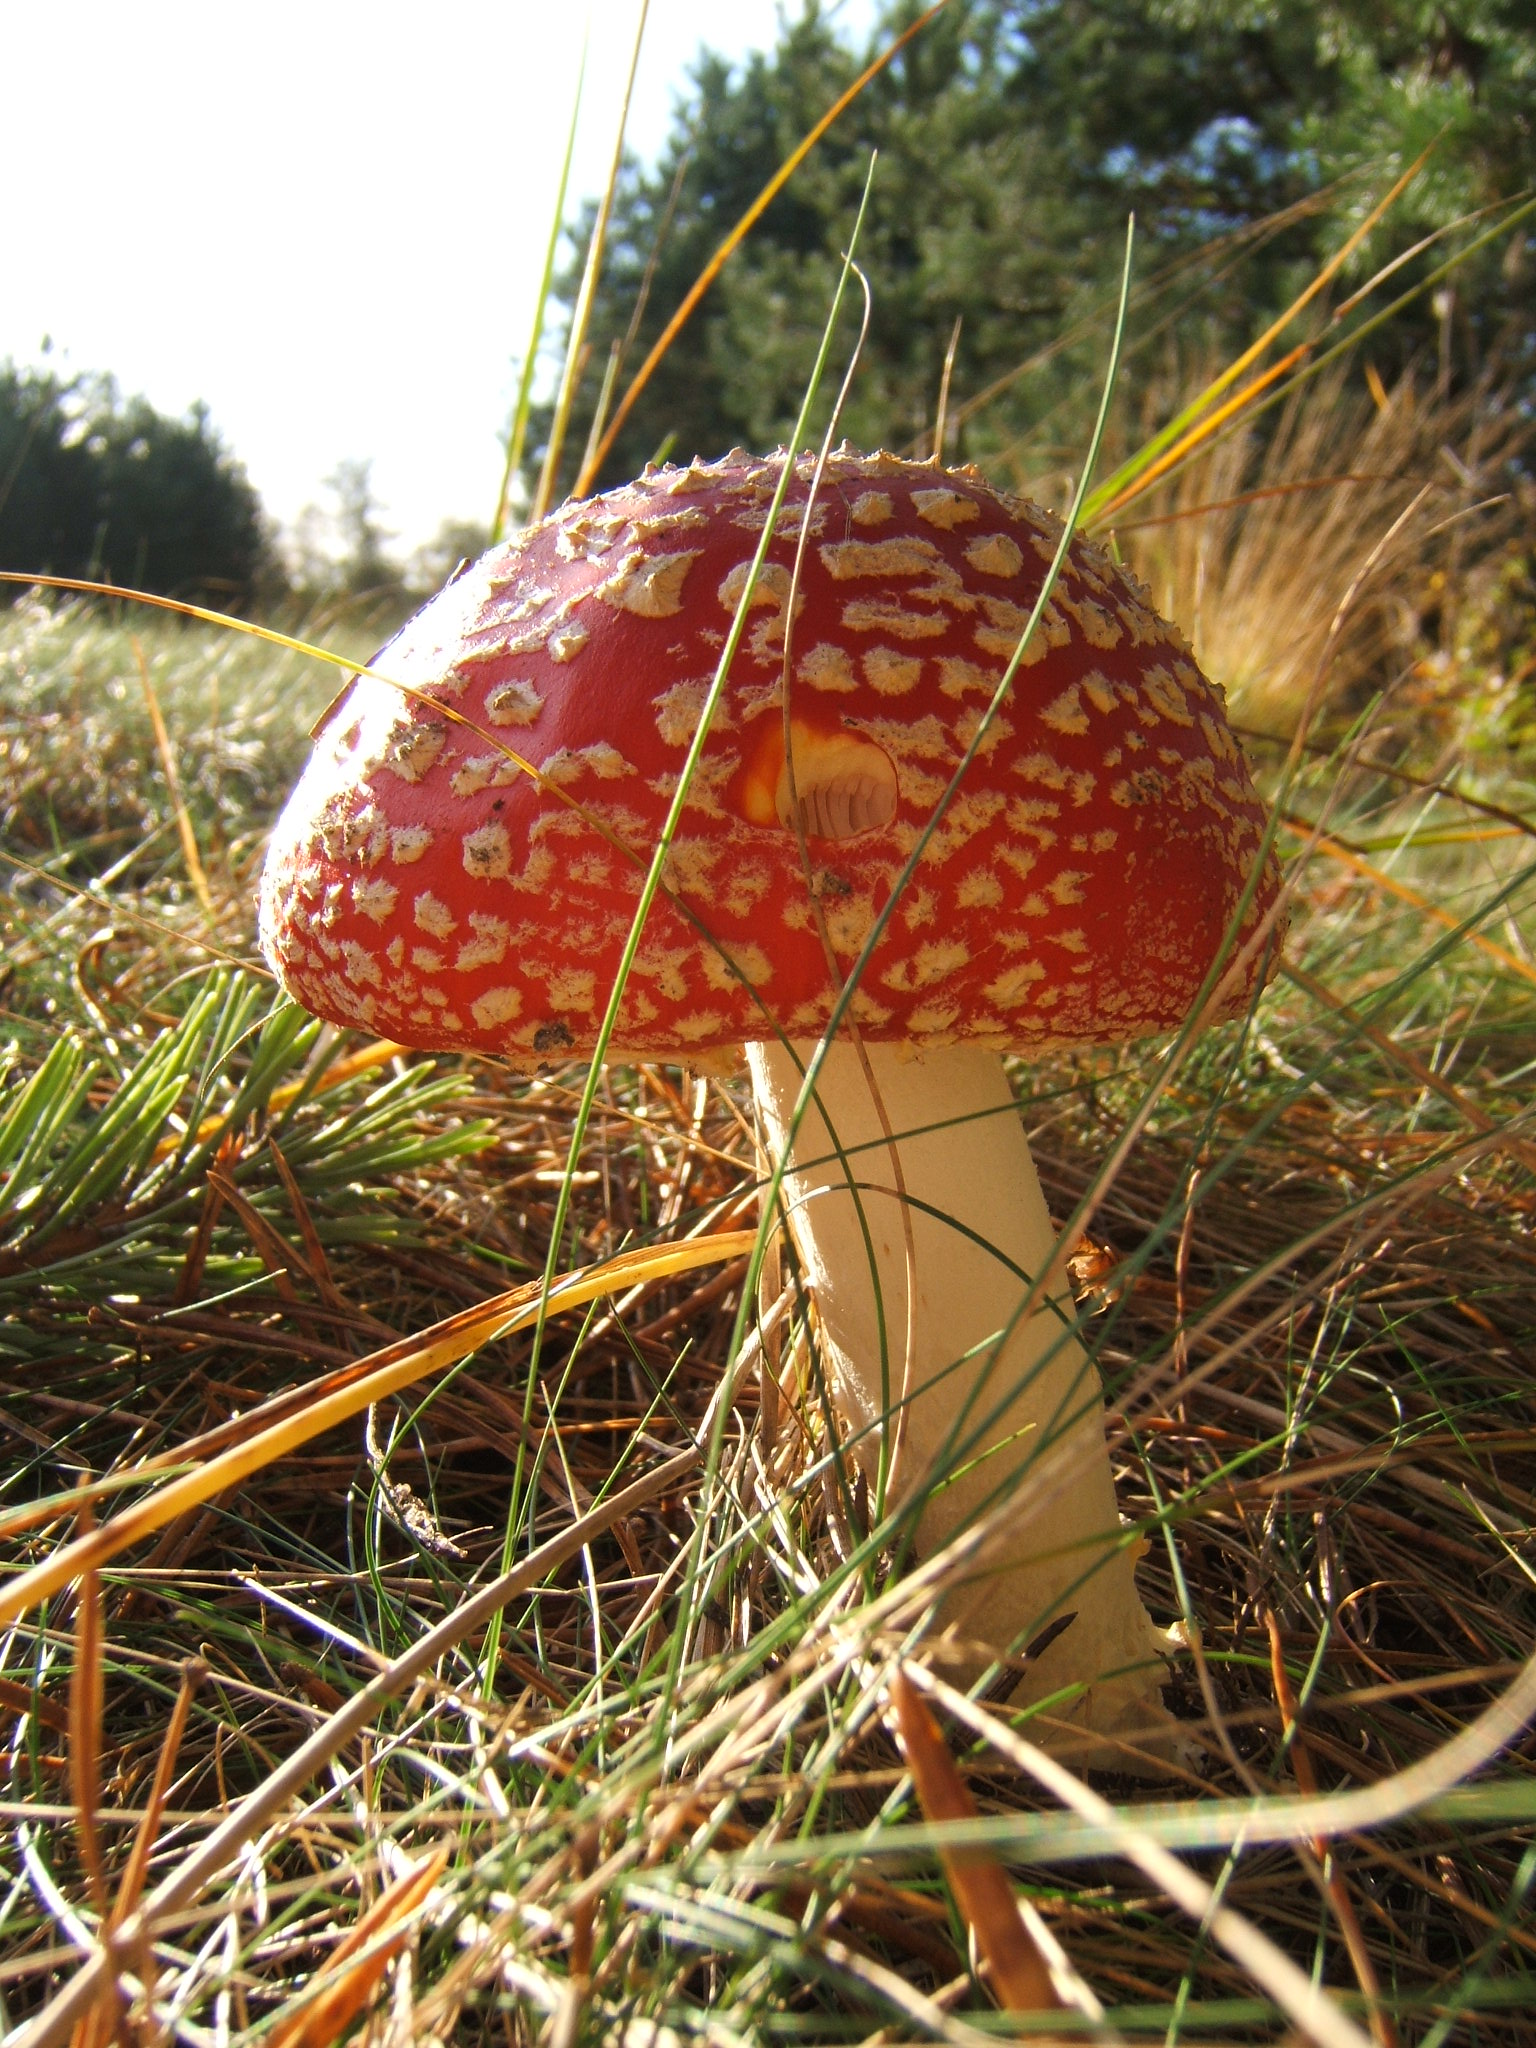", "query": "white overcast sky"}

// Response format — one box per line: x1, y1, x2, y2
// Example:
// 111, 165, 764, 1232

3, 1, 879, 557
